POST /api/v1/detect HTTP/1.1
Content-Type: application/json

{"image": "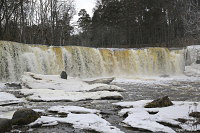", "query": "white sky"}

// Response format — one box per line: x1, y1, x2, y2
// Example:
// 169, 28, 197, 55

73, 0, 96, 22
